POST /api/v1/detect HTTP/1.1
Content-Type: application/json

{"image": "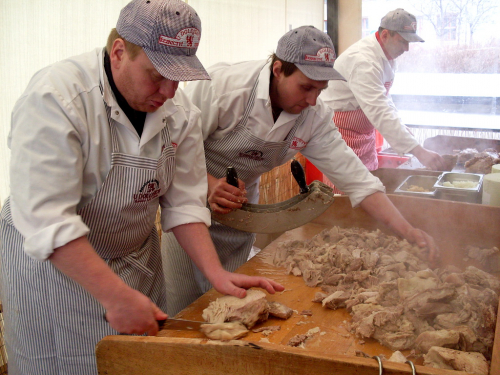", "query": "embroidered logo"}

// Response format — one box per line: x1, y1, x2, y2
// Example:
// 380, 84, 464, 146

238, 150, 264, 161
158, 28, 201, 49
404, 22, 417, 31
134, 179, 161, 203
290, 137, 308, 150
305, 48, 336, 63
